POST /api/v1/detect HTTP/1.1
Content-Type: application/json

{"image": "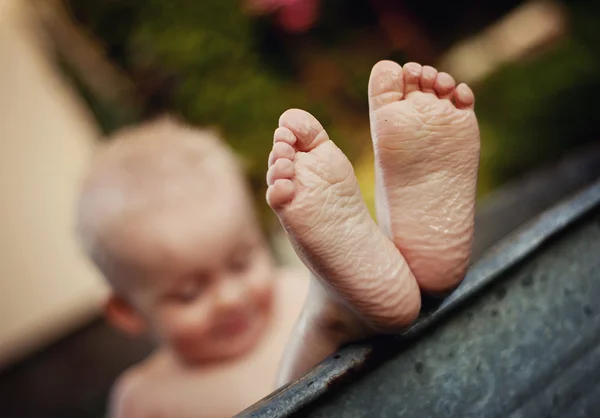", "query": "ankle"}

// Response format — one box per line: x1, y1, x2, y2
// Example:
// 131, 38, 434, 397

305, 277, 373, 345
